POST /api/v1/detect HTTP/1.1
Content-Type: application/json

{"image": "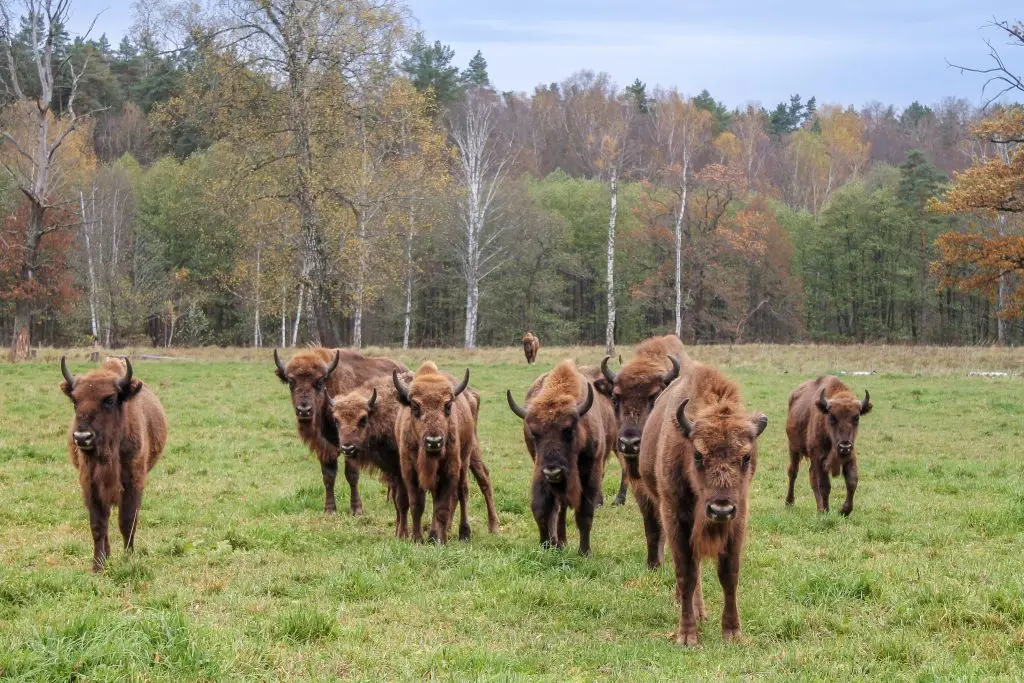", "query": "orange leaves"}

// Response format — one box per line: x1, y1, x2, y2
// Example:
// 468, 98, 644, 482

722, 203, 770, 258
933, 230, 1024, 316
